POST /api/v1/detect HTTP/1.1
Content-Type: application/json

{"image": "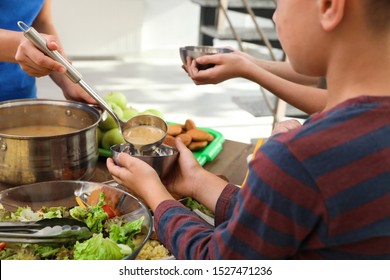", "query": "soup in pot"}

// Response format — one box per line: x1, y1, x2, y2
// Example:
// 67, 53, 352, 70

0, 125, 78, 137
